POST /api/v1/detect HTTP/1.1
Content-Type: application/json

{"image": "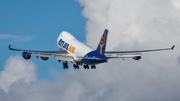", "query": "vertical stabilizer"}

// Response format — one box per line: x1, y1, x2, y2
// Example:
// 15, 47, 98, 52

96, 29, 108, 55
